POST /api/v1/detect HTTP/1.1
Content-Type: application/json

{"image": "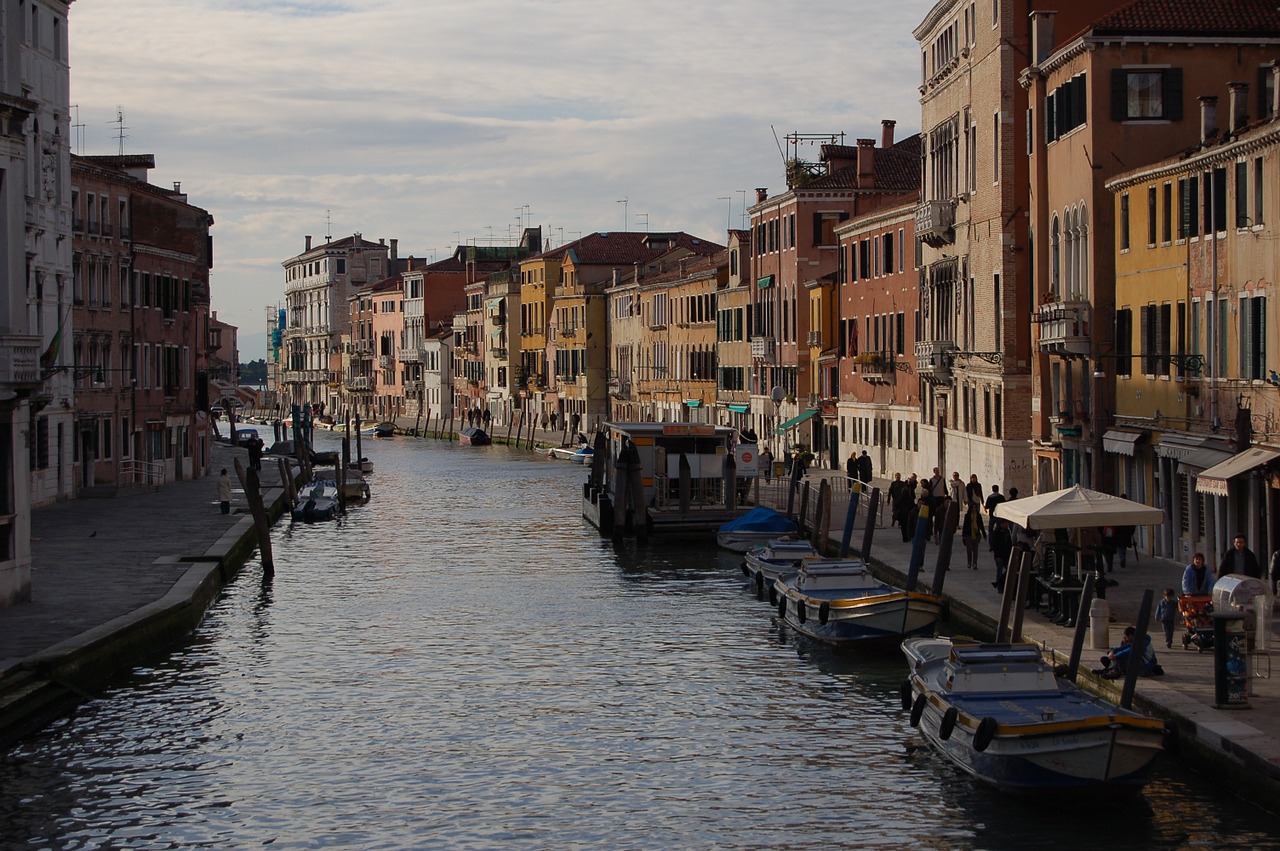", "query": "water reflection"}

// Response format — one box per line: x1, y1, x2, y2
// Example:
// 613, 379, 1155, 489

0, 433, 1277, 848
